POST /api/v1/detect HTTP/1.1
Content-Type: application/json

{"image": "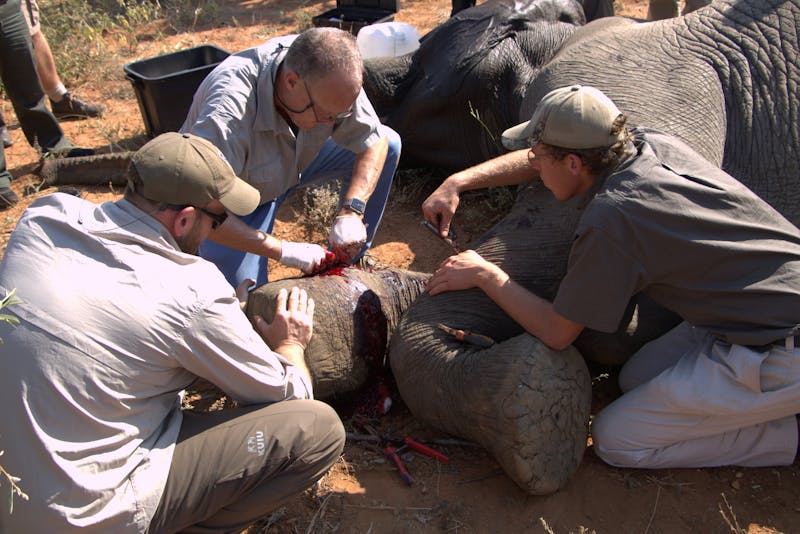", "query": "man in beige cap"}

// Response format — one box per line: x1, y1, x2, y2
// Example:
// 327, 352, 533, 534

0, 132, 345, 533
423, 85, 800, 470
